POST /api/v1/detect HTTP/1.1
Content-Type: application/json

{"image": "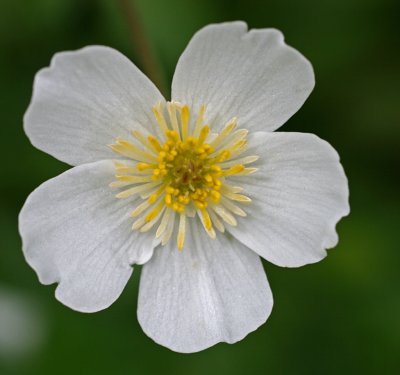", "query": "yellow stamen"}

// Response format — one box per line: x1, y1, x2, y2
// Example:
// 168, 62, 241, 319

181, 105, 190, 141
219, 155, 259, 168
110, 101, 258, 250
156, 208, 172, 238
235, 167, 258, 176
220, 197, 247, 217
148, 136, 162, 153
220, 184, 243, 194
161, 212, 175, 246
200, 208, 212, 231
130, 201, 150, 217
131, 130, 157, 154
110, 139, 157, 163
132, 217, 145, 230
213, 205, 238, 226
115, 175, 154, 183
210, 117, 237, 148
167, 102, 181, 137
193, 104, 206, 137
220, 165, 245, 176
145, 200, 165, 222
209, 209, 225, 233
229, 140, 248, 158
136, 163, 156, 171
152, 103, 169, 135
148, 184, 167, 204
115, 181, 160, 199
198, 125, 210, 145
177, 213, 186, 250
